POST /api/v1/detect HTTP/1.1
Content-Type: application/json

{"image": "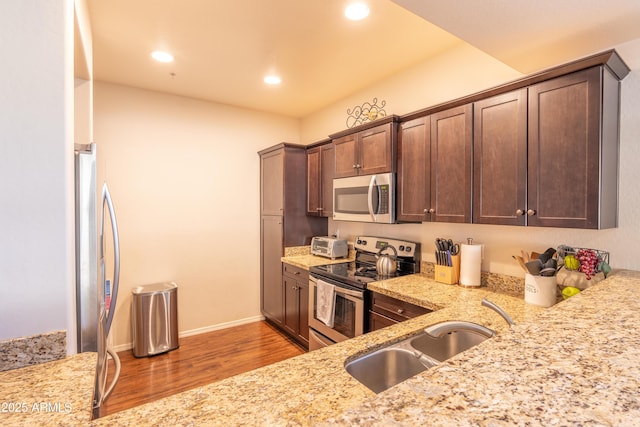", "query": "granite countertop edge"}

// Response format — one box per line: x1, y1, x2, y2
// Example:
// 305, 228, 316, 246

6, 257, 638, 426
